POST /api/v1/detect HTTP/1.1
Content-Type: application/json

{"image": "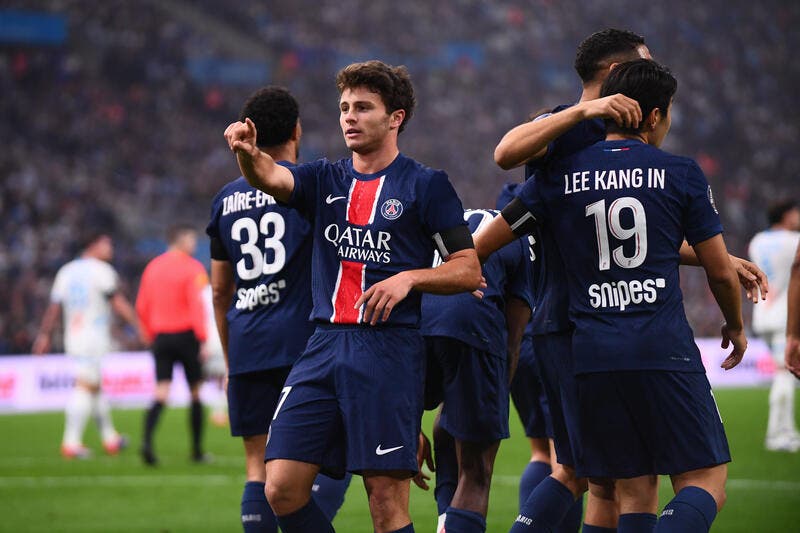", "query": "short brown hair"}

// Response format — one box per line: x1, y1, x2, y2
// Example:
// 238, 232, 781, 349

336, 60, 416, 133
